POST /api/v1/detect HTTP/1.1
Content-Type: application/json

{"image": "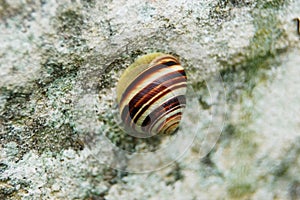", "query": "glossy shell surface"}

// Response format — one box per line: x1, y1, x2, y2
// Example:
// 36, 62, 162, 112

116, 53, 187, 137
